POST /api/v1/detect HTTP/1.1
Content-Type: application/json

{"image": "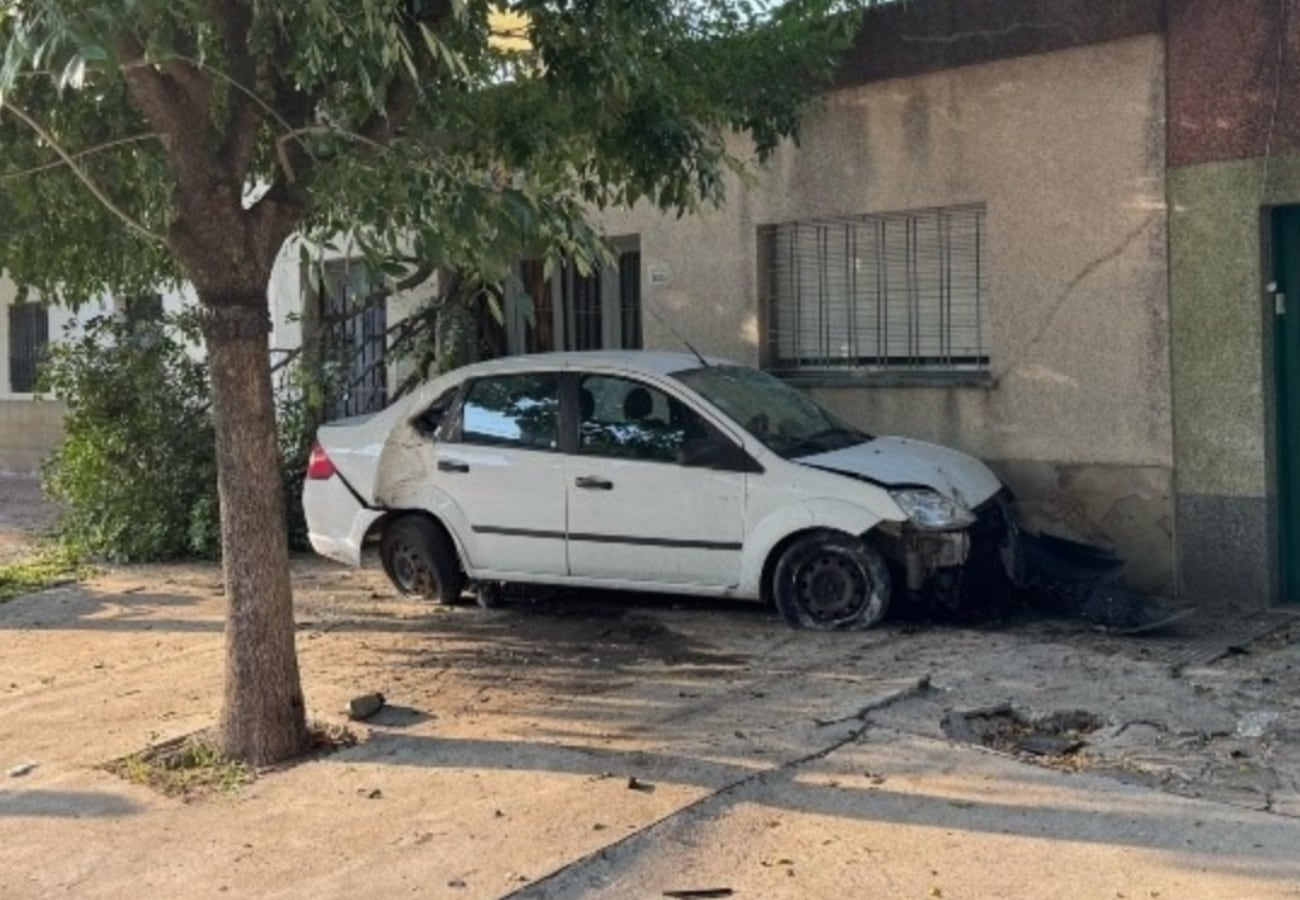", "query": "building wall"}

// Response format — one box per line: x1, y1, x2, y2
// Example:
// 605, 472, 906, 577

0, 272, 203, 472
0, 237, 427, 472
1167, 0, 1300, 611
1168, 157, 1300, 611
598, 34, 1175, 592
1, 275, 75, 473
